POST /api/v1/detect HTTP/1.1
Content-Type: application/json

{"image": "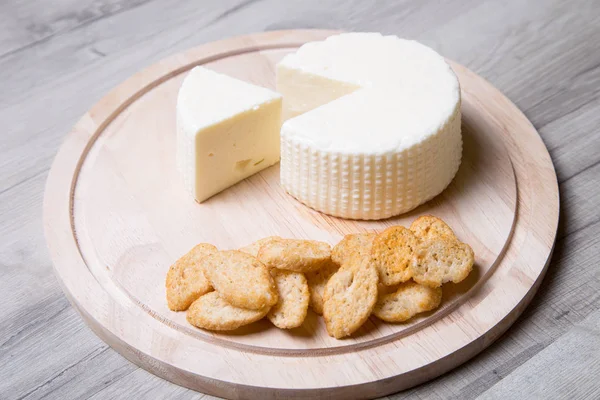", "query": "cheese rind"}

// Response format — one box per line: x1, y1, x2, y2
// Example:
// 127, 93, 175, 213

281, 102, 461, 219
277, 33, 462, 219
176, 67, 282, 202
